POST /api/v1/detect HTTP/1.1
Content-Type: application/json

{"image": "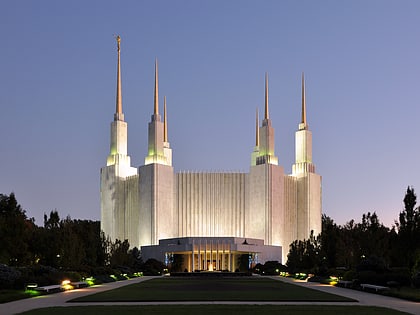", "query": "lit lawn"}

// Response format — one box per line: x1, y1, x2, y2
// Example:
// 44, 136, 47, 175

17, 305, 412, 315
71, 277, 355, 302
0, 290, 41, 304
